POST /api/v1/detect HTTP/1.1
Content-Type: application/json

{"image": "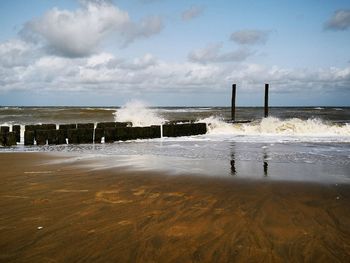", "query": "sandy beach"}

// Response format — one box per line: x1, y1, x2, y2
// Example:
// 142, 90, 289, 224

0, 152, 349, 262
